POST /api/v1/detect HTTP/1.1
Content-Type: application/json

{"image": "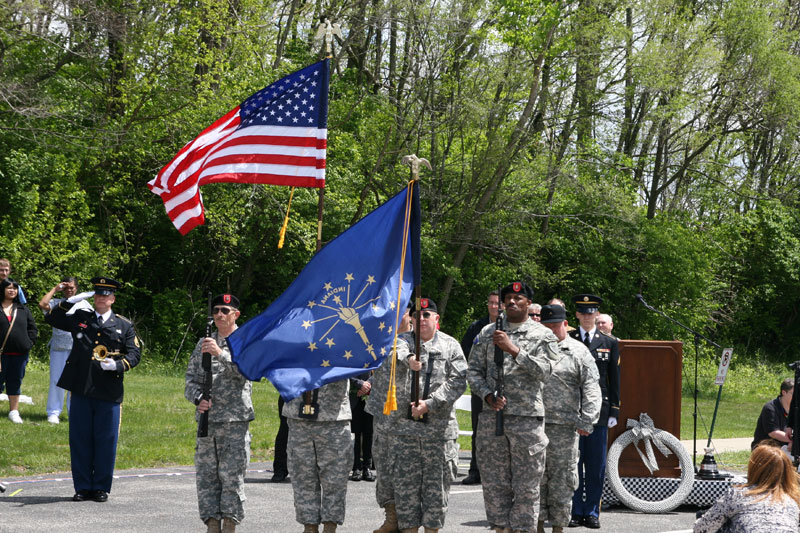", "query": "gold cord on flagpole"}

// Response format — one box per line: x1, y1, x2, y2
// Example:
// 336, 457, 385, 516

384, 181, 415, 415
278, 186, 296, 249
